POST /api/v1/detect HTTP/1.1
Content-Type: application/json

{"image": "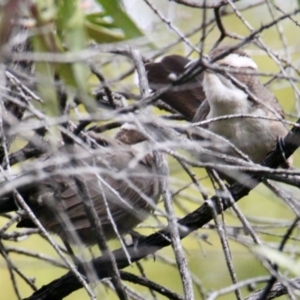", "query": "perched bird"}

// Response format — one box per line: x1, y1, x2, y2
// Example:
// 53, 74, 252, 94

146, 54, 204, 122
146, 46, 290, 175
0, 125, 163, 245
